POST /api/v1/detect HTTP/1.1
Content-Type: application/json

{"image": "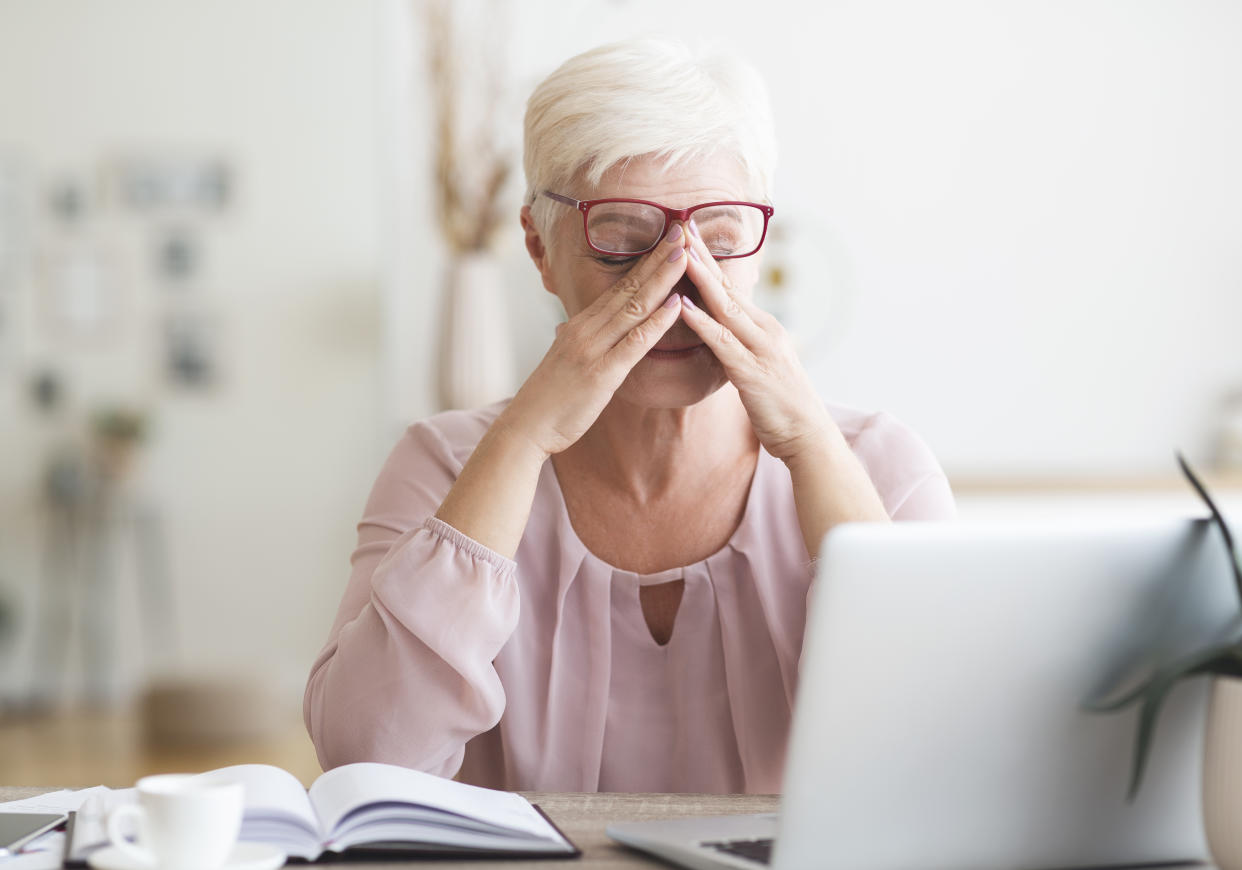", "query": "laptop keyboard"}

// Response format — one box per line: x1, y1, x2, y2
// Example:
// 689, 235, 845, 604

701, 837, 774, 865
